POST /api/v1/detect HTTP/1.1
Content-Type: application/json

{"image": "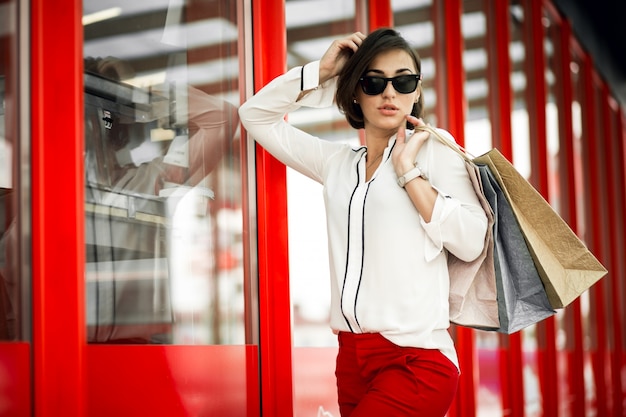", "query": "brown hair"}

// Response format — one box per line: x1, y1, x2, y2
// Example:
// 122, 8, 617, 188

336, 28, 424, 130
